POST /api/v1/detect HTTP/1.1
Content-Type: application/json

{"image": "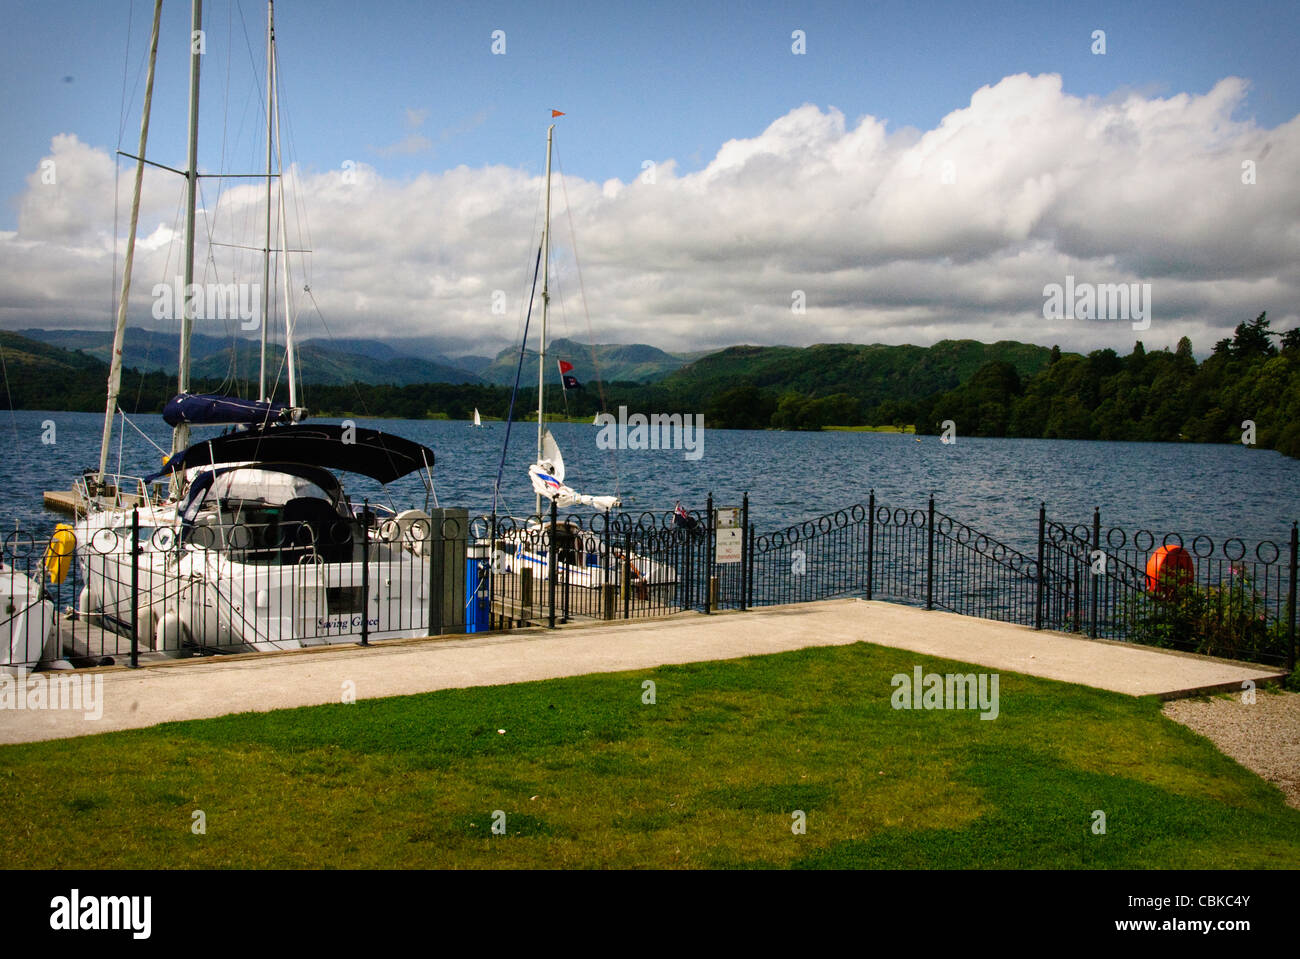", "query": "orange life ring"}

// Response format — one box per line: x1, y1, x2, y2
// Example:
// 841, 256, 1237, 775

1145, 545, 1193, 596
